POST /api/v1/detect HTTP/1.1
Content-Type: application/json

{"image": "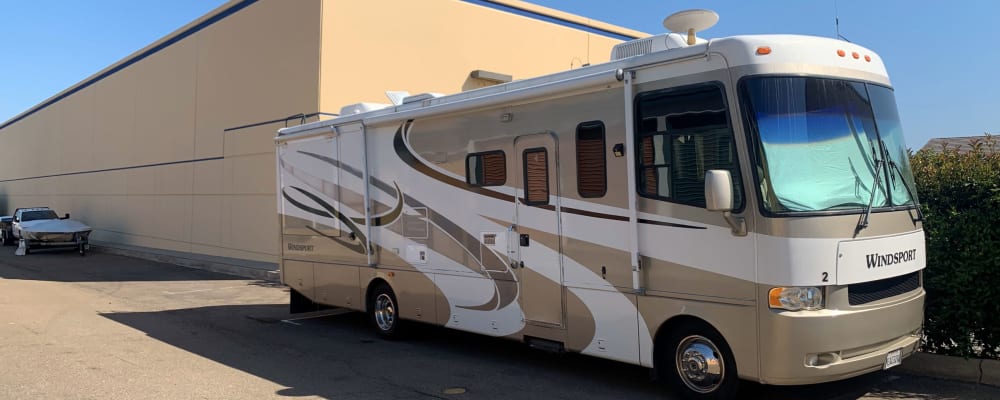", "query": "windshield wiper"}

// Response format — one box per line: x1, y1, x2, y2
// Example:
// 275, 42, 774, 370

886, 154, 925, 223
855, 139, 924, 237
855, 140, 885, 237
